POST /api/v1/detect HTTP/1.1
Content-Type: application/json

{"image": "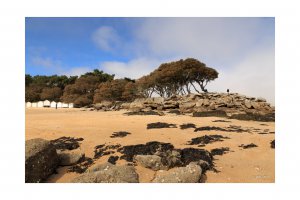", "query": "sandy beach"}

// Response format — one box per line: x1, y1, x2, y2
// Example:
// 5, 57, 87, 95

25, 108, 275, 183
